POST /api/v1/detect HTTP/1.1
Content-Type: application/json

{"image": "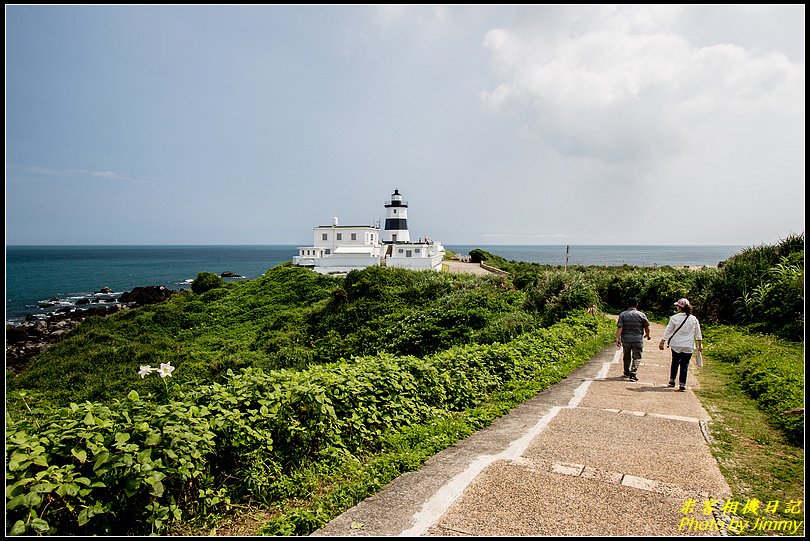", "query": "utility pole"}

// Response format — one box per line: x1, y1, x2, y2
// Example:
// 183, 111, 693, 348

565, 245, 569, 271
